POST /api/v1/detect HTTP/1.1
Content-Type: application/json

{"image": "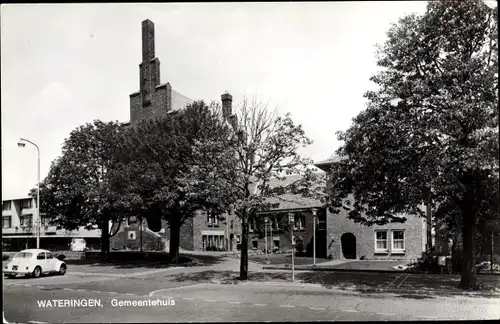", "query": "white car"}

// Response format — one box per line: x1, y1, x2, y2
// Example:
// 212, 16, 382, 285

70, 238, 87, 252
3, 249, 67, 278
